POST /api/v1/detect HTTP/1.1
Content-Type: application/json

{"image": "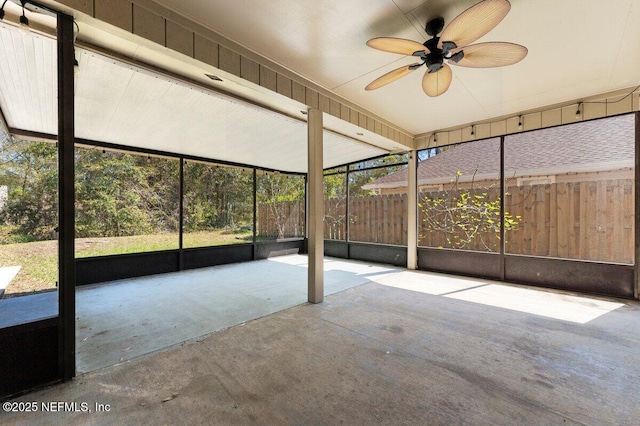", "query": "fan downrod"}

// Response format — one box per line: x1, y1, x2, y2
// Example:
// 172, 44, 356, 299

425, 17, 444, 37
